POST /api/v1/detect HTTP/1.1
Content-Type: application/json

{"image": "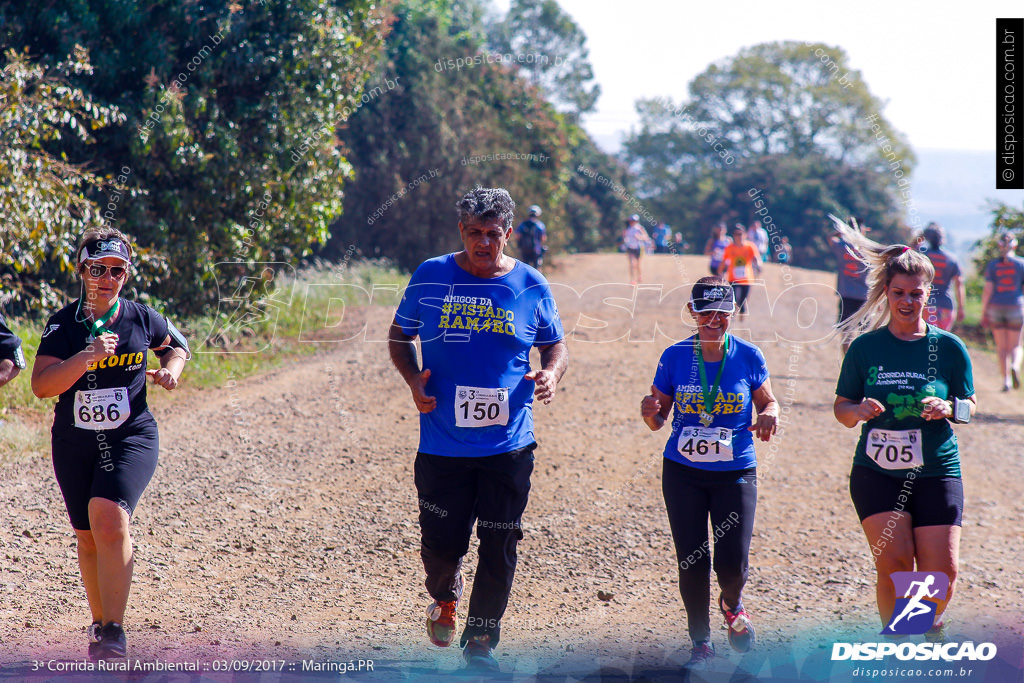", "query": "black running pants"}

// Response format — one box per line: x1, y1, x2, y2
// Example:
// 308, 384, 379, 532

662, 458, 757, 644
